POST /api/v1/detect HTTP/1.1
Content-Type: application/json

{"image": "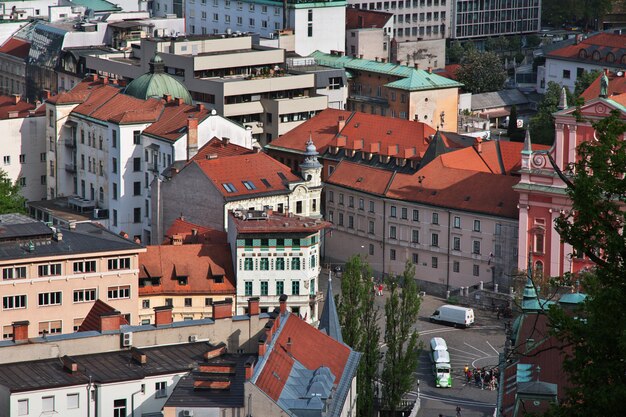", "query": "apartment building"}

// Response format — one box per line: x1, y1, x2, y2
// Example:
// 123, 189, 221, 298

346, 7, 394, 61
86, 35, 329, 144
46, 73, 253, 242
0, 38, 29, 98
152, 136, 323, 240
154, 0, 346, 56
350, 0, 539, 40
227, 209, 329, 320
0, 95, 46, 201
0, 213, 144, 339
324, 140, 524, 292
310, 51, 462, 128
